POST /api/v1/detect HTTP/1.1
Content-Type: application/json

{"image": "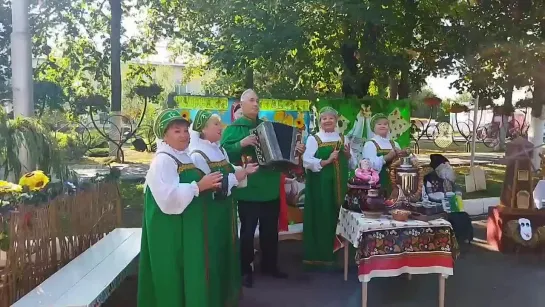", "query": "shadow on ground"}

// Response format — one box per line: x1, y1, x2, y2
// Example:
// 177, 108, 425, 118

105, 219, 545, 307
